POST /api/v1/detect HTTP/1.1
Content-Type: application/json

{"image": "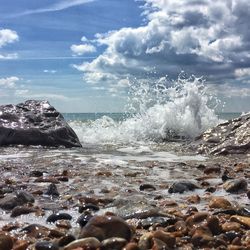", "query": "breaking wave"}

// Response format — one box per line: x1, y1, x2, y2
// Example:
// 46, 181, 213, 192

70, 75, 220, 144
